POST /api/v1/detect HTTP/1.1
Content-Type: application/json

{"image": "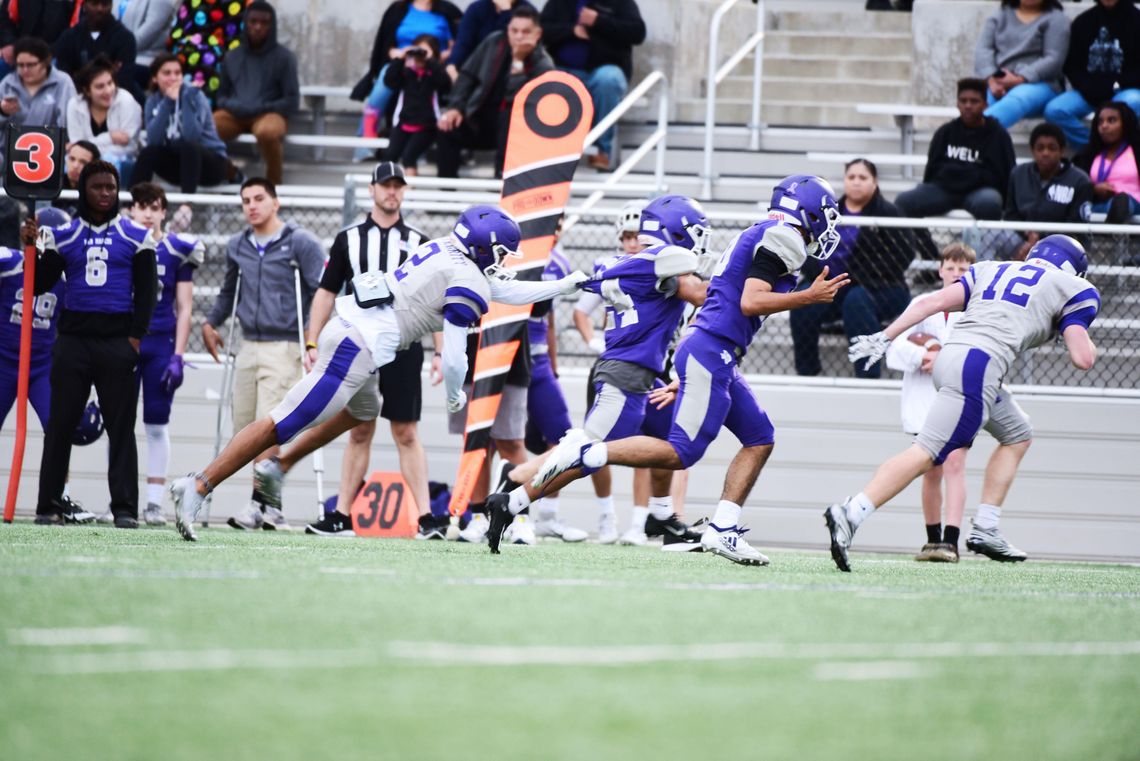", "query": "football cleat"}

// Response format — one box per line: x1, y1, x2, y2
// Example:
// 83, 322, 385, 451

823, 503, 855, 572
415, 513, 449, 541
966, 521, 1028, 562
253, 457, 285, 509
170, 476, 205, 541
534, 518, 588, 543
485, 493, 512, 554
618, 527, 647, 546
305, 512, 356, 537
95, 508, 114, 525
113, 515, 138, 529
493, 461, 518, 495
646, 513, 701, 542
143, 502, 167, 526
261, 506, 291, 531
58, 496, 95, 524
915, 542, 959, 563
228, 502, 264, 531
505, 514, 536, 546
596, 512, 618, 544
699, 525, 768, 565
458, 512, 490, 544
531, 429, 594, 490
